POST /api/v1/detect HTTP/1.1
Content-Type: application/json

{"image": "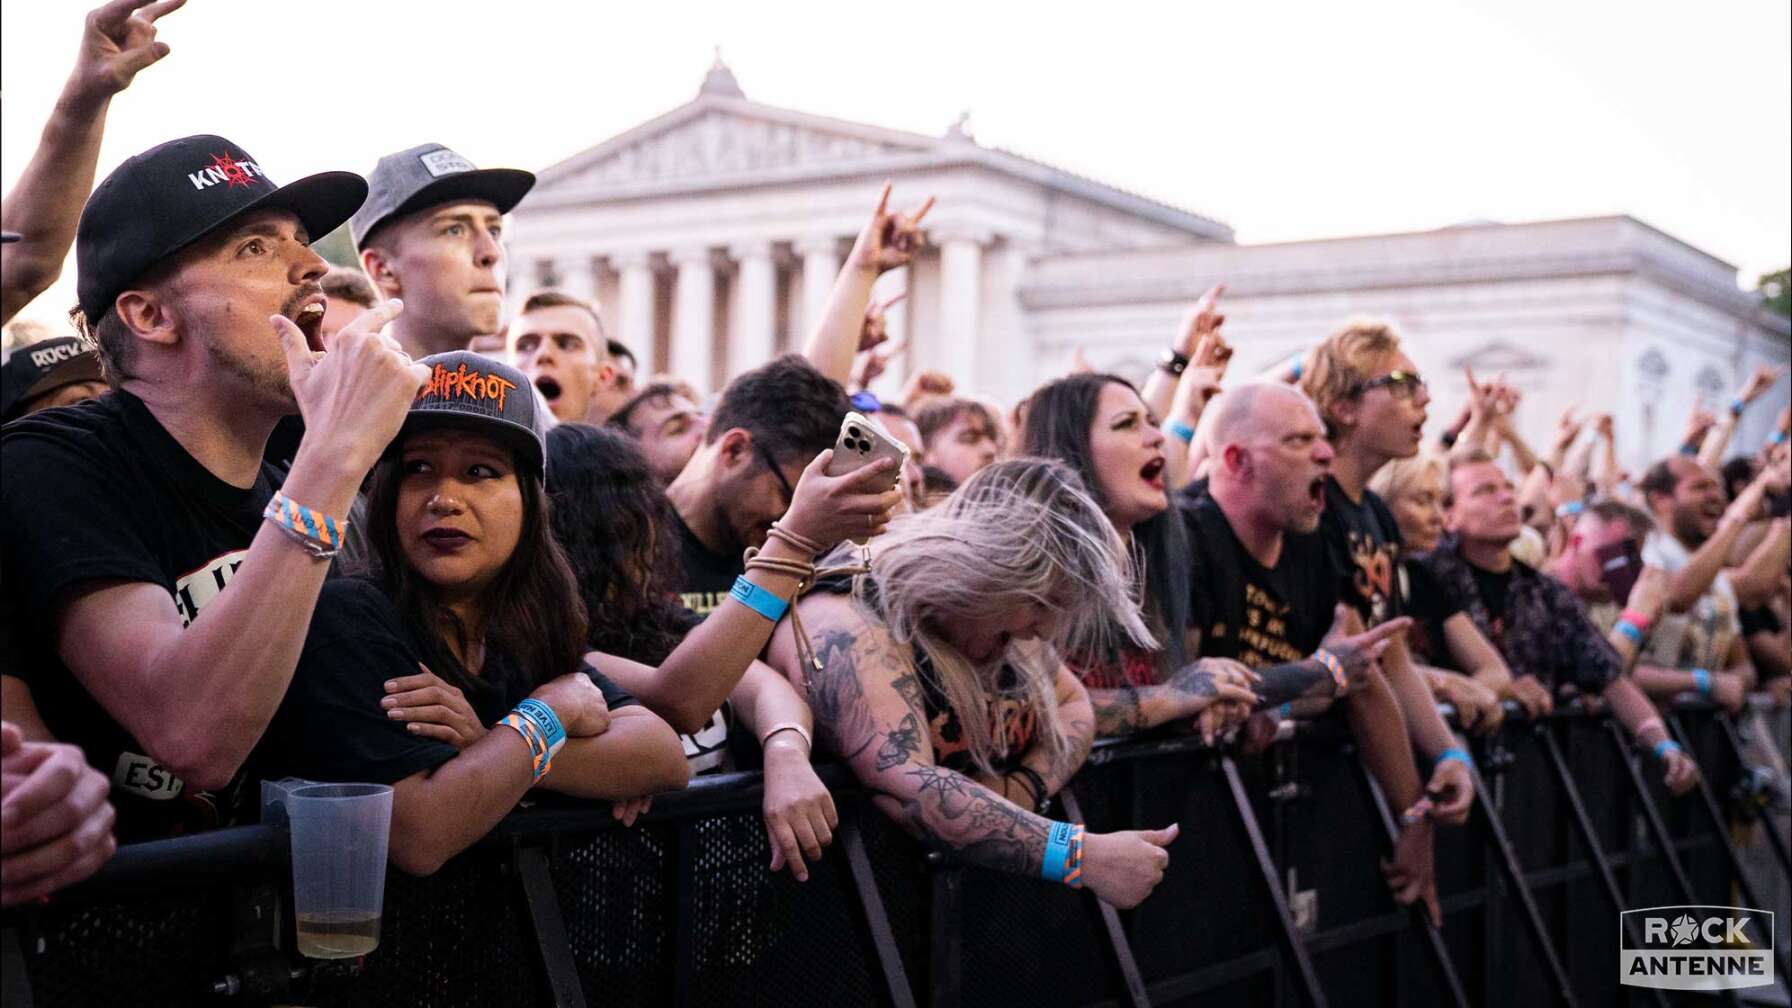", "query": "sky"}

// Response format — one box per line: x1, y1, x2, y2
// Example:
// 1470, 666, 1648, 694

3, 0, 1788, 329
